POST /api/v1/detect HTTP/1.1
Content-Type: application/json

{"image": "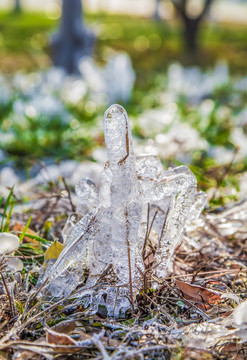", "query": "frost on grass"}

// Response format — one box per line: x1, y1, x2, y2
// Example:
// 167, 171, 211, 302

40, 104, 206, 317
